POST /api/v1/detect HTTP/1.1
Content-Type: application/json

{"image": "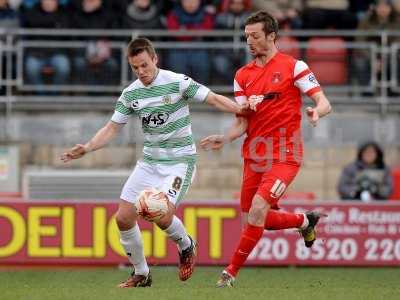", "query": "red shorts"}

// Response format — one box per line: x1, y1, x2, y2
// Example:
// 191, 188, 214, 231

240, 159, 300, 212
